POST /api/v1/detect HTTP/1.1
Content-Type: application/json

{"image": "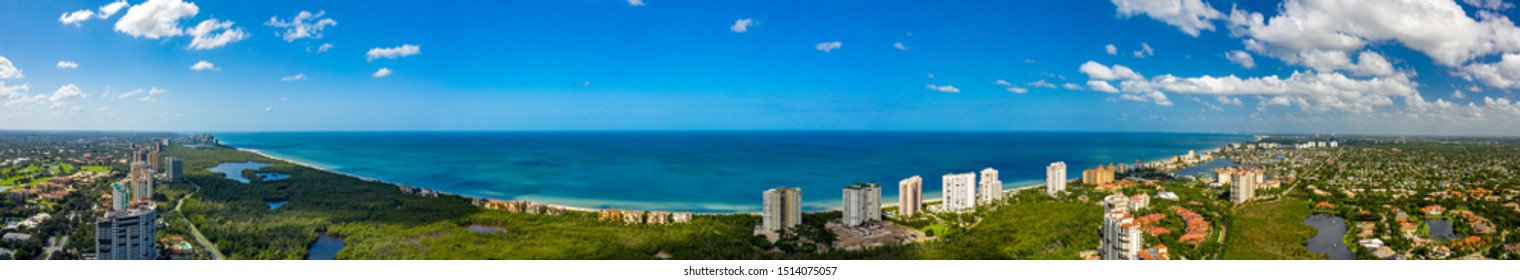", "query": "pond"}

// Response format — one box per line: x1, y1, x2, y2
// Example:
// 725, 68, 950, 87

1171, 159, 1255, 178
1426, 219, 1458, 241
304, 233, 345, 260
207, 161, 272, 184
255, 172, 291, 182
1303, 214, 1354, 260
467, 224, 505, 233
267, 200, 288, 210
